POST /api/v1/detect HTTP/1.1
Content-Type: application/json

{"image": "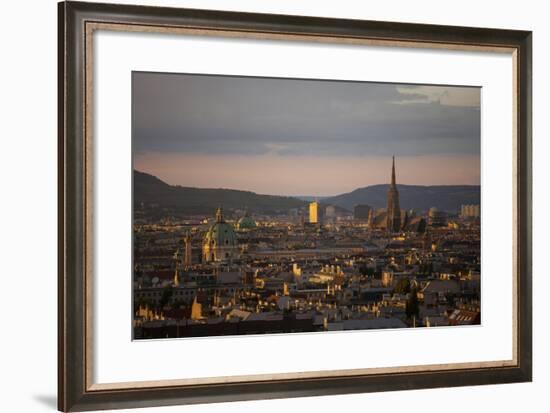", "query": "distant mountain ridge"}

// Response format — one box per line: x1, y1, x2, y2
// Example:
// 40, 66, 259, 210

134, 170, 480, 215
134, 170, 307, 215
325, 184, 480, 213
294, 196, 329, 202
